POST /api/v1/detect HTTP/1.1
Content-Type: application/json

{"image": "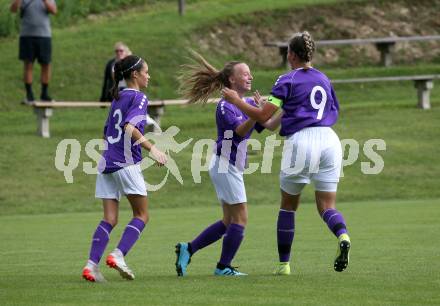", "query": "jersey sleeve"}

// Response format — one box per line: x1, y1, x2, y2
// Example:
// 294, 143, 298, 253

219, 102, 241, 131
123, 92, 148, 130
269, 74, 291, 107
